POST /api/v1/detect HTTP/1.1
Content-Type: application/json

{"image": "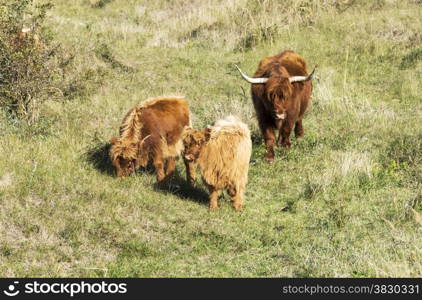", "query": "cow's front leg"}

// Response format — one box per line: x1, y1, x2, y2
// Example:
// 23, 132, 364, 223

184, 158, 196, 185
278, 119, 295, 148
263, 125, 276, 163
165, 157, 176, 177
294, 119, 304, 138
255, 105, 276, 163
153, 151, 166, 182
207, 185, 221, 210
227, 185, 243, 212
